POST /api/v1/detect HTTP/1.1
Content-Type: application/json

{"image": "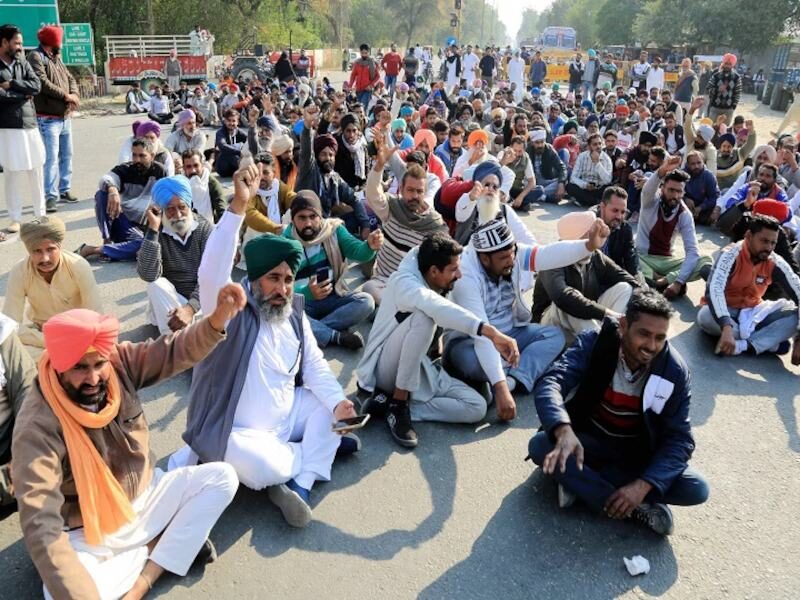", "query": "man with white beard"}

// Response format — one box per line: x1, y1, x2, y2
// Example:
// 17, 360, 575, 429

170, 164, 360, 528
181, 149, 227, 224
136, 175, 213, 334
